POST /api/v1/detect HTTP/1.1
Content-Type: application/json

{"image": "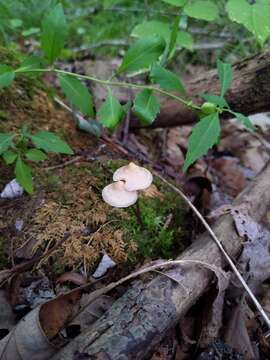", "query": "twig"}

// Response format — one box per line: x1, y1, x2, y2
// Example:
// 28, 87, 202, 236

44, 156, 83, 171
154, 172, 270, 335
